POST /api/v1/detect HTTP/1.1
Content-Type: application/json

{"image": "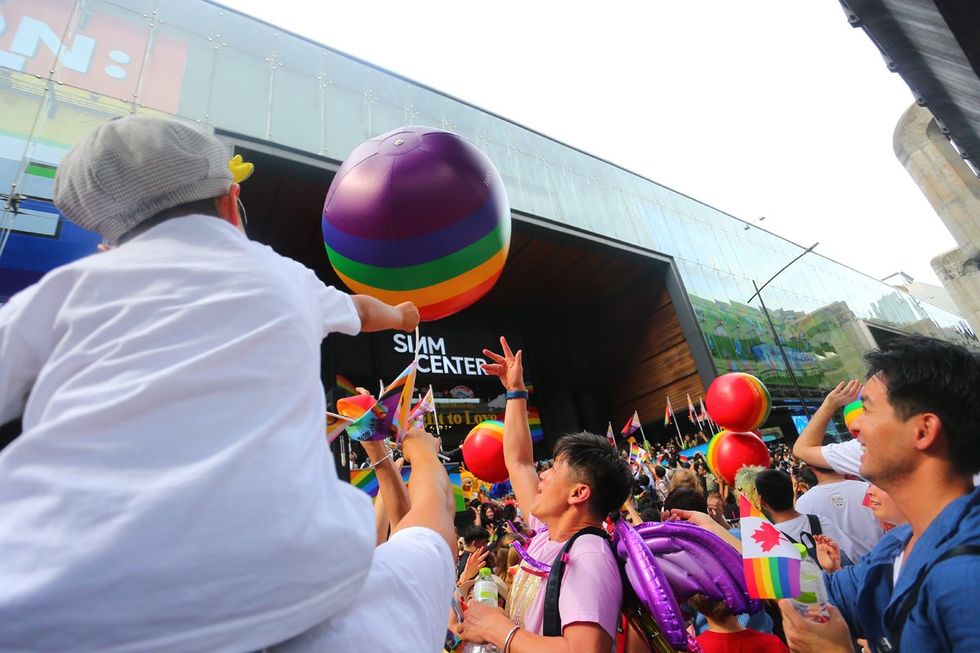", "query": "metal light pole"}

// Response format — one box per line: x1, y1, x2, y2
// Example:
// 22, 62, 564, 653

747, 242, 818, 419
